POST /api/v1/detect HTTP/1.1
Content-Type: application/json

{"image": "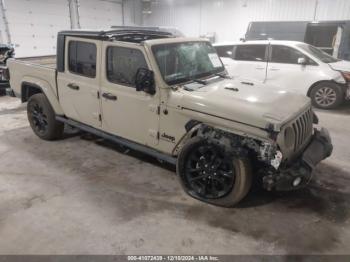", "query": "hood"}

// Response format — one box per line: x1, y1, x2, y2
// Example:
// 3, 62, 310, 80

179, 79, 311, 131
328, 60, 350, 72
